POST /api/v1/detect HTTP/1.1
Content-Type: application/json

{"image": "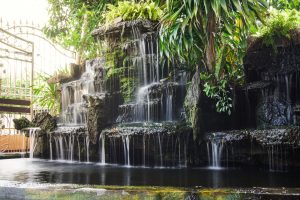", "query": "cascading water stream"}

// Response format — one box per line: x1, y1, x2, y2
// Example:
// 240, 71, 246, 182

58, 136, 64, 160
67, 134, 74, 161
158, 134, 163, 167
207, 140, 224, 169
49, 59, 104, 163
267, 144, 287, 171
77, 137, 81, 162
29, 128, 39, 159
99, 133, 106, 164
143, 135, 146, 166
21, 133, 26, 158
54, 137, 59, 159
45, 22, 187, 167
121, 135, 131, 166
86, 136, 90, 163
49, 133, 53, 160
166, 94, 173, 121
